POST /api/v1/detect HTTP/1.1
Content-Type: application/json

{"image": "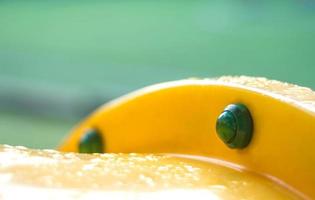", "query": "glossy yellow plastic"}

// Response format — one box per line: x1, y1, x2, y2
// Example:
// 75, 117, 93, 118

59, 76, 315, 199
